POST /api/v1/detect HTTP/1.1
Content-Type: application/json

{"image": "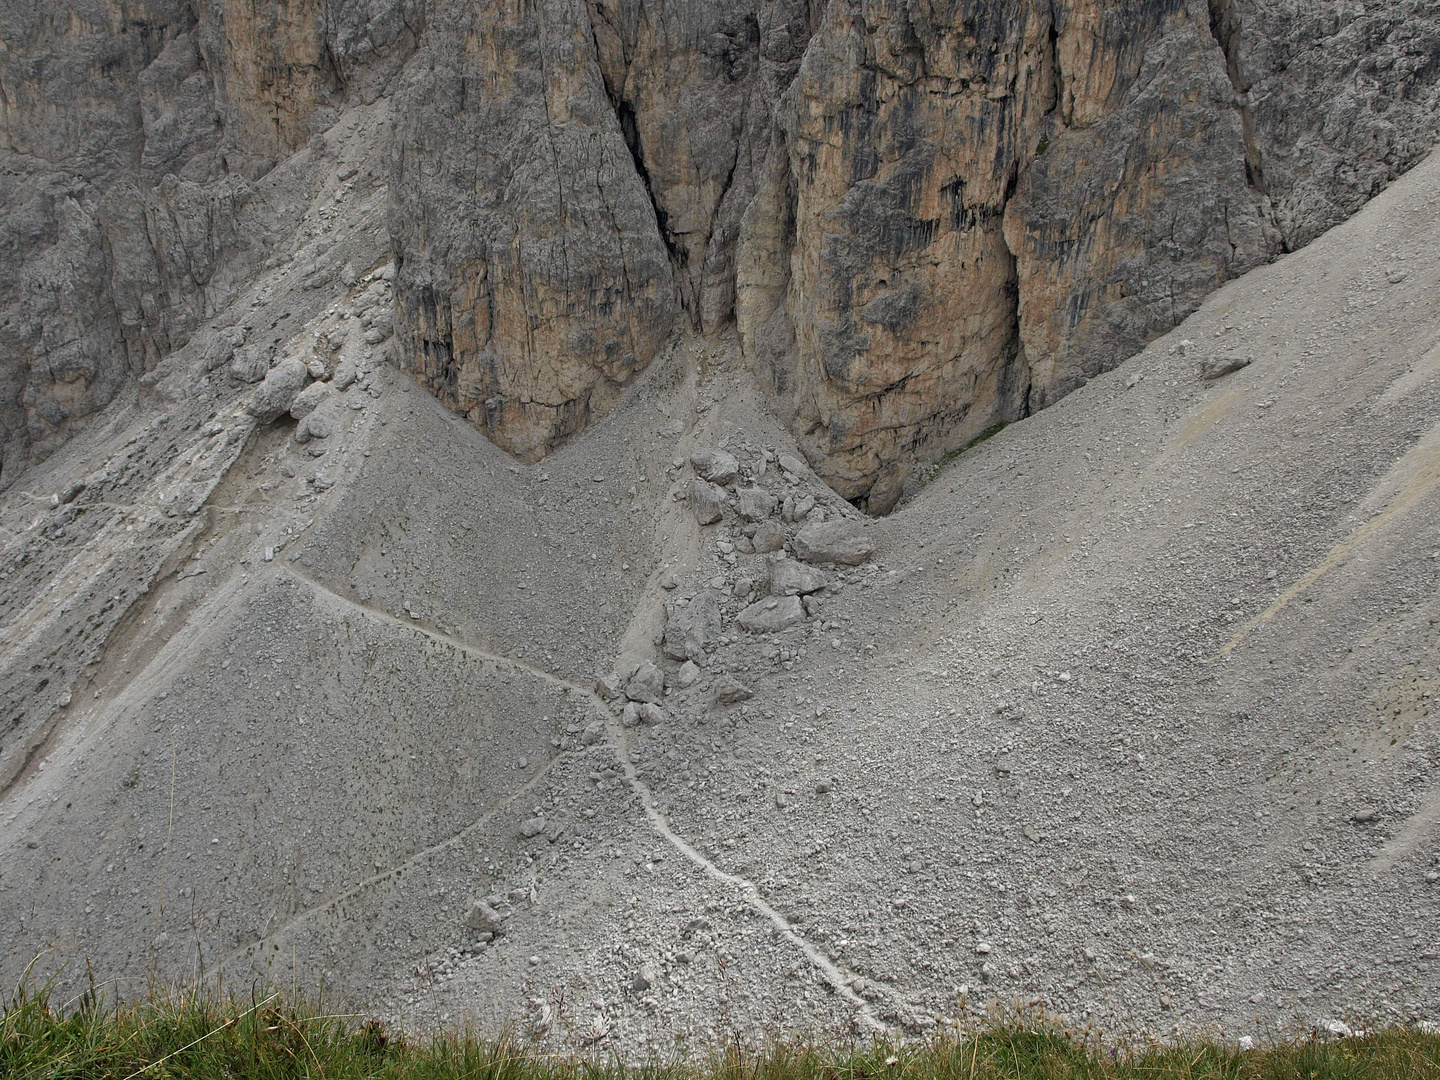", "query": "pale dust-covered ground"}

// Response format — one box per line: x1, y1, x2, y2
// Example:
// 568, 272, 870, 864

1, 123, 1438, 1054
